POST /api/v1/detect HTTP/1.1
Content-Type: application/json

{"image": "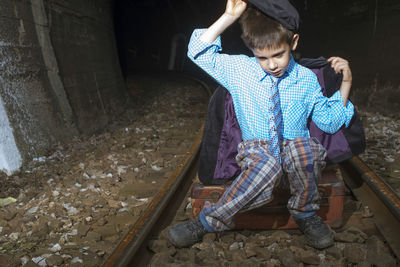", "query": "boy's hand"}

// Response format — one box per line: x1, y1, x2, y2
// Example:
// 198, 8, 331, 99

328, 57, 352, 84
225, 0, 247, 19
328, 57, 352, 106
200, 0, 246, 43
